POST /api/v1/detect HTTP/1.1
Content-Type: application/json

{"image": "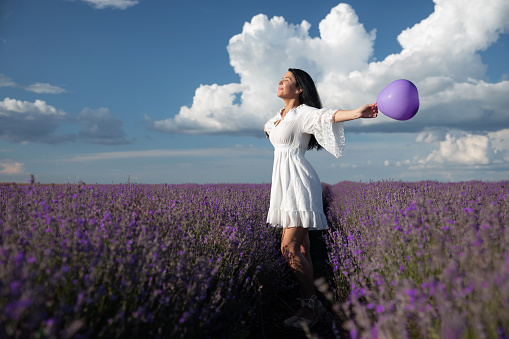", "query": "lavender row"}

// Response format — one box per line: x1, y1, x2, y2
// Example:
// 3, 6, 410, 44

325, 180, 509, 338
0, 183, 287, 338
